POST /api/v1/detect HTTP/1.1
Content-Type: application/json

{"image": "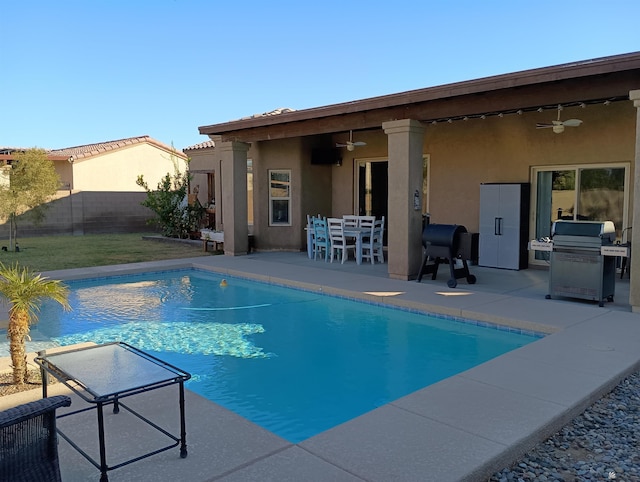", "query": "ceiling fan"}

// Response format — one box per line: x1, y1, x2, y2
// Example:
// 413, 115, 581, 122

536, 105, 583, 134
336, 130, 366, 151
